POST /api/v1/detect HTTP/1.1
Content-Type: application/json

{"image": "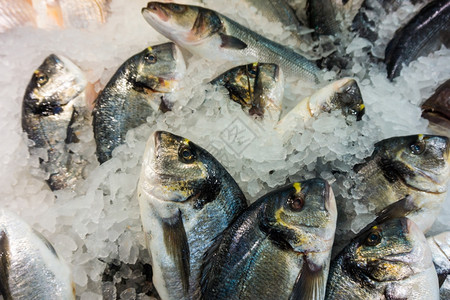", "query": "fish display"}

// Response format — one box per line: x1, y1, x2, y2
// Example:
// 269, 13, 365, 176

276, 78, 365, 133
141, 2, 321, 79
93, 43, 186, 163
385, 0, 450, 79
427, 231, 450, 286
201, 179, 337, 300
326, 217, 440, 299
0, 209, 75, 299
422, 79, 450, 137
210, 62, 284, 120
137, 131, 248, 300
348, 134, 450, 232
22, 54, 88, 190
